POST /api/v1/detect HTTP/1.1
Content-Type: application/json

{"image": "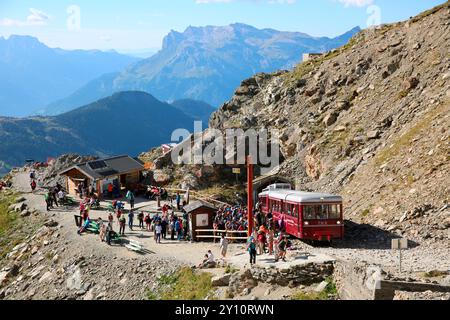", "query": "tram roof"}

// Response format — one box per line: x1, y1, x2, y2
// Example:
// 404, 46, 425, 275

258, 189, 342, 203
